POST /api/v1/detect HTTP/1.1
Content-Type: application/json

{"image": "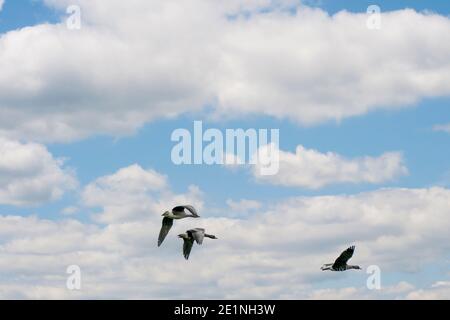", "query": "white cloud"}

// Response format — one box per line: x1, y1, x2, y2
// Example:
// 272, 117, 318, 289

81, 164, 203, 223
61, 206, 79, 215
226, 198, 262, 217
308, 282, 416, 300
1, 2, 450, 141
0, 0, 4, 12
214, 8, 450, 124
227, 198, 261, 212
433, 123, 450, 133
0, 171, 450, 298
0, 138, 77, 206
308, 287, 370, 300
406, 281, 450, 299
383, 281, 416, 295
253, 145, 407, 188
